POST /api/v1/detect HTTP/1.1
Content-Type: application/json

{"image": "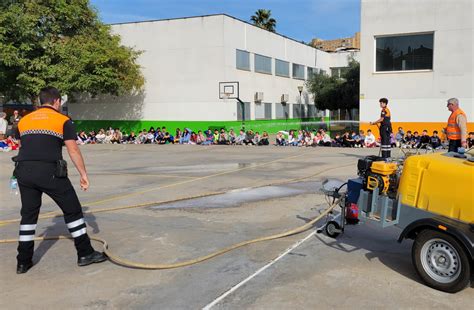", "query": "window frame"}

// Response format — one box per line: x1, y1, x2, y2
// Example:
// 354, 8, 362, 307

236, 49, 251, 71
307, 105, 317, 118
255, 102, 272, 120
254, 53, 273, 75
373, 31, 435, 73
330, 66, 349, 78
236, 101, 251, 121
275, 59, 290, 78
292, 103, 304, 119
275, 102, 290, 120
292, 63, 305, 80
307, 67, 316, 79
